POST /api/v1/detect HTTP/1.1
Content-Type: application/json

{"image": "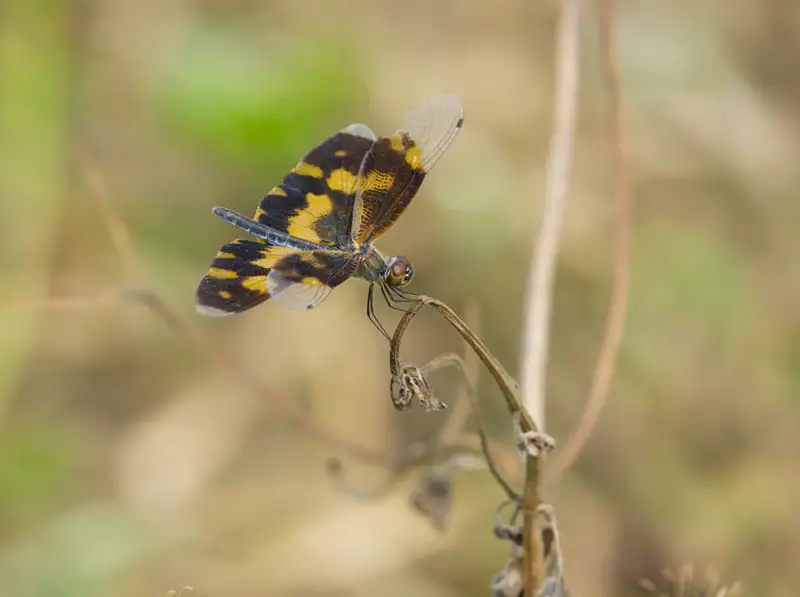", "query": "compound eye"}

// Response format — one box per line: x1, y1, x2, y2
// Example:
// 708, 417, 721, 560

385, 256, 414, 287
